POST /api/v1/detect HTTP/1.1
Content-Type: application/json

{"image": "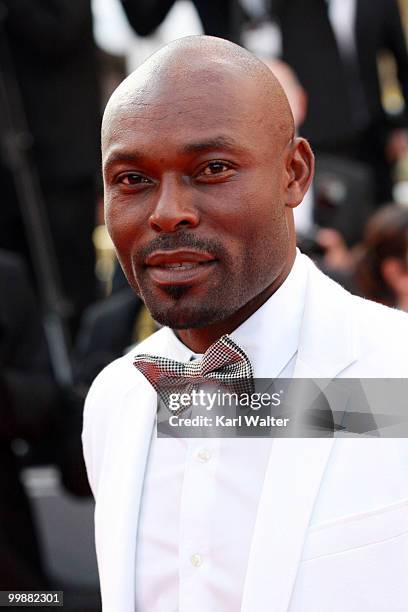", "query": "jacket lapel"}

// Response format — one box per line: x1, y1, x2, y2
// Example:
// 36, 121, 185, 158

241, 438, 335, 612
242, 257, 358, 611
294, 257, 358, 378
95, 382, 157, 612
95, 327, 192, 612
